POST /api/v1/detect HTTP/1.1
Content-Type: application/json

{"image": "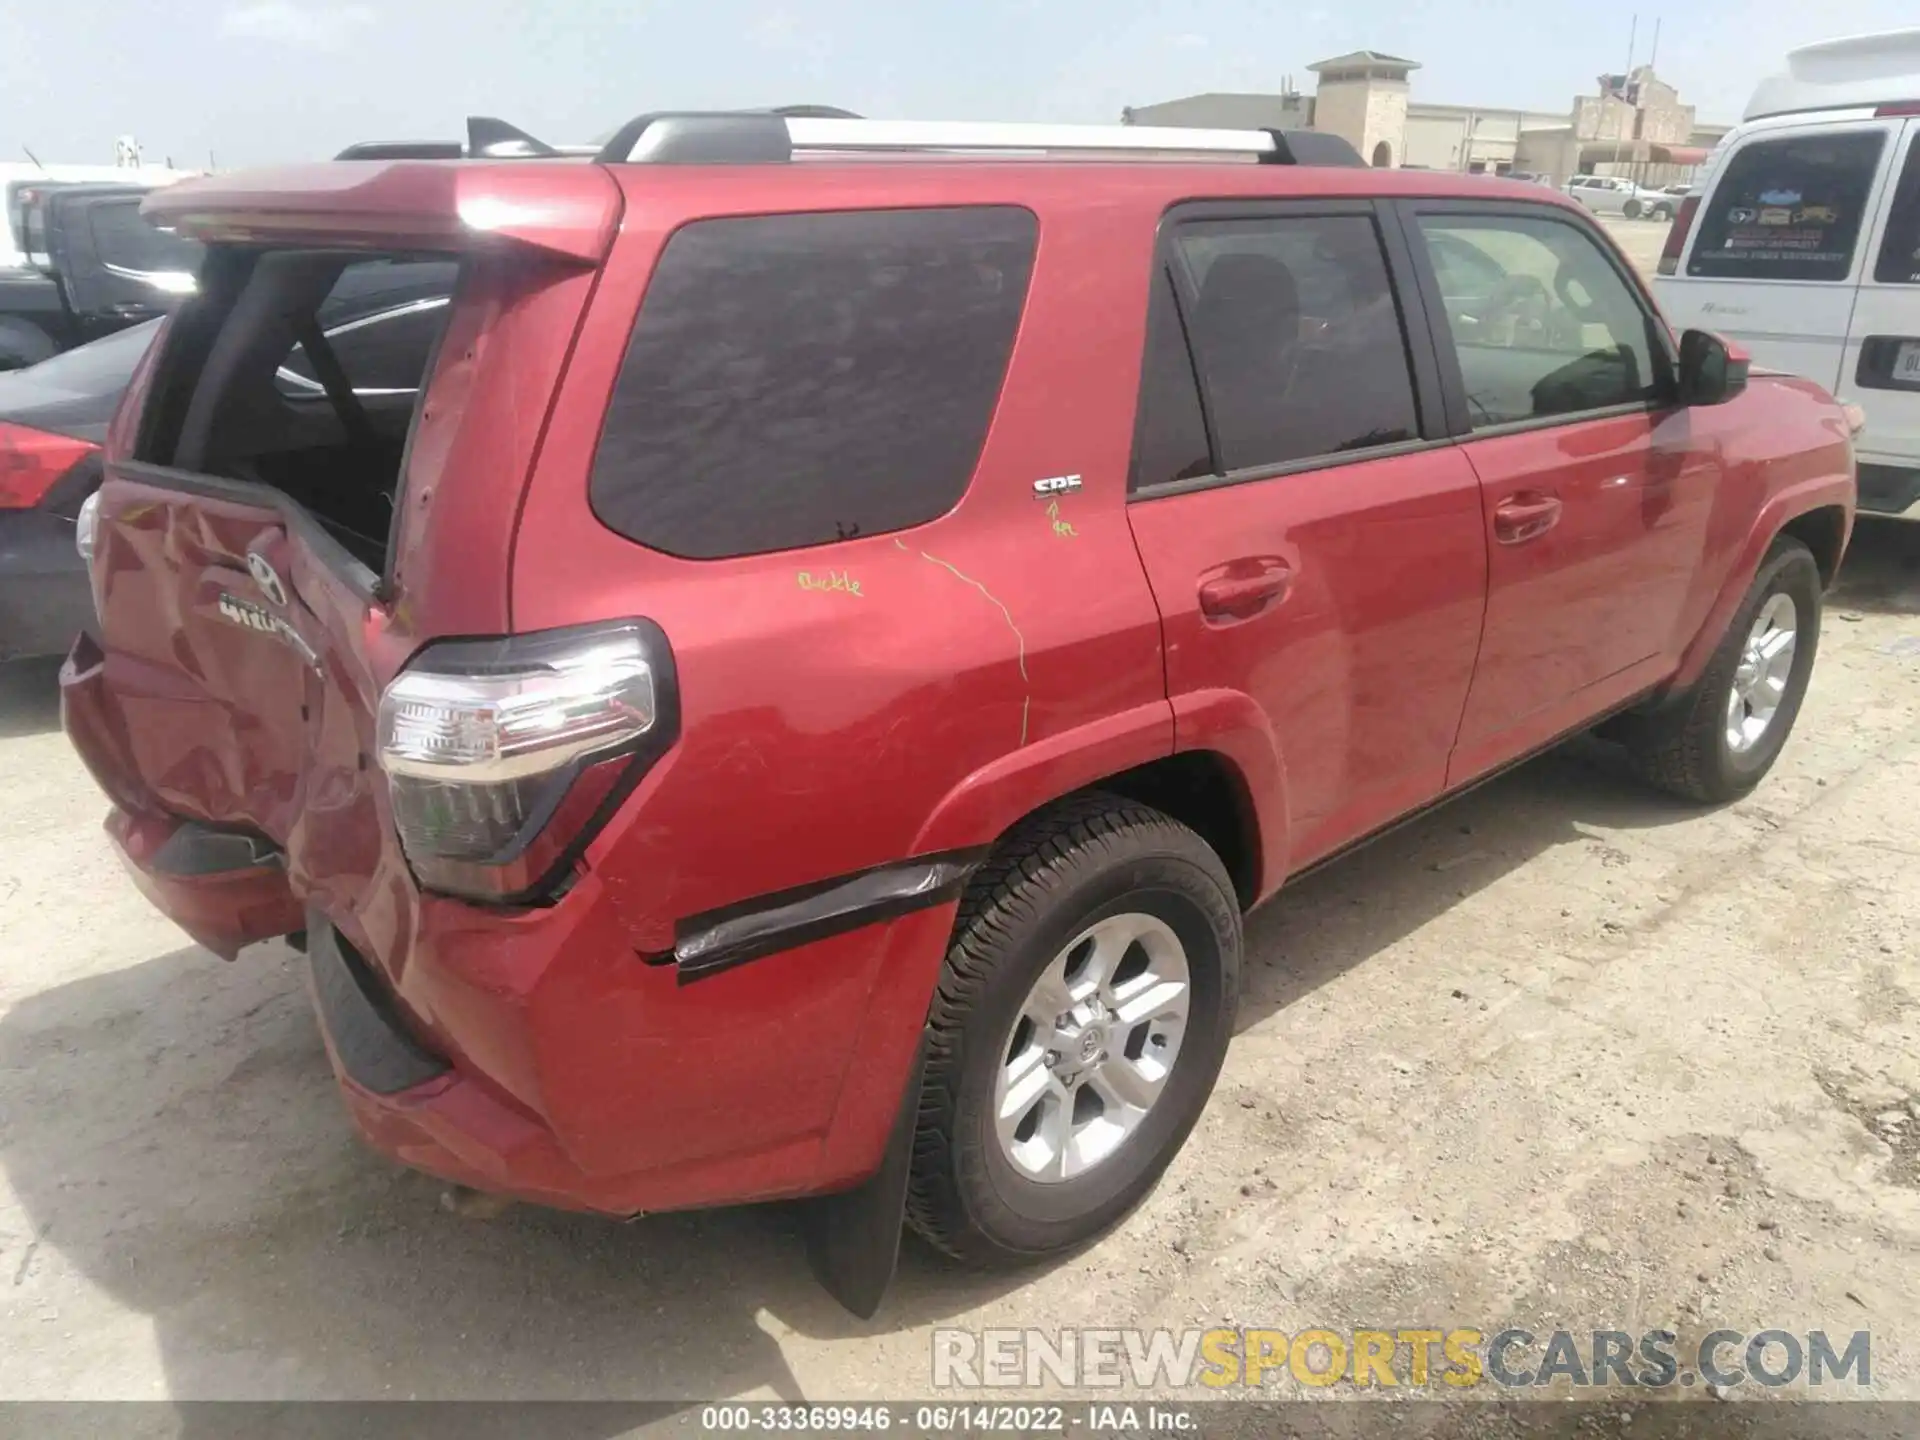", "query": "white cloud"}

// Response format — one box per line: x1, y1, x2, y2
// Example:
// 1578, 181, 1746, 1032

1174, 33, 1208, 49
221, 1, 376, 50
